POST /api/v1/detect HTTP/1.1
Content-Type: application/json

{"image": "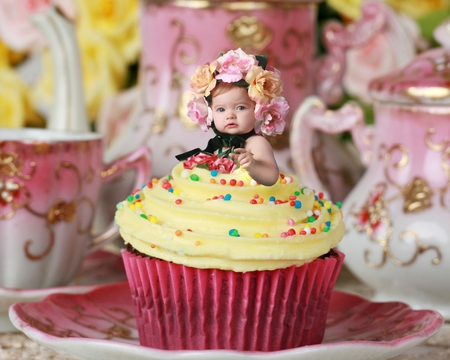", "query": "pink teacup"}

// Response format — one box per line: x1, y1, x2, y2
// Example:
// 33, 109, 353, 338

0, 129, 151, 289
